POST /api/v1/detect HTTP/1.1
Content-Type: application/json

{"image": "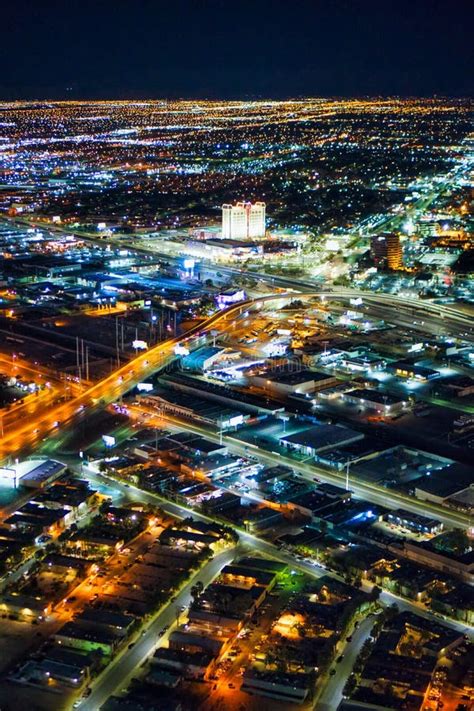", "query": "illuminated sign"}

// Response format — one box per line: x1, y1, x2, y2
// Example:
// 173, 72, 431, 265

132, 340, 148, 350
137, 382, 153, 392
174, 345, 190, 356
